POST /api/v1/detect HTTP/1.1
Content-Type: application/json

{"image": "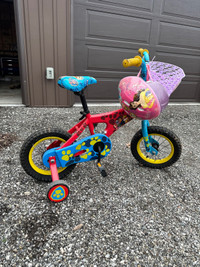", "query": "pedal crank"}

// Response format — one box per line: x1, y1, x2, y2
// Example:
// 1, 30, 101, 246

96, 144, 107, 177
97, 162, 107, 177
